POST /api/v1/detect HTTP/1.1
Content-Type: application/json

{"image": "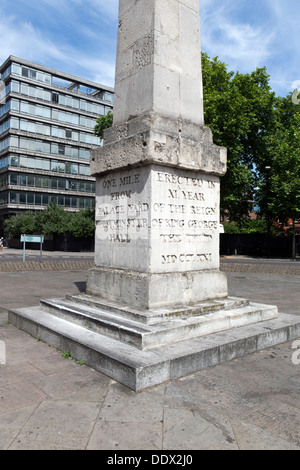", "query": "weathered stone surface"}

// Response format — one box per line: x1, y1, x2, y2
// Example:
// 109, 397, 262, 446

88, 162, 229, 307
113, 0, 204, 125
91, 114, 227, 176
